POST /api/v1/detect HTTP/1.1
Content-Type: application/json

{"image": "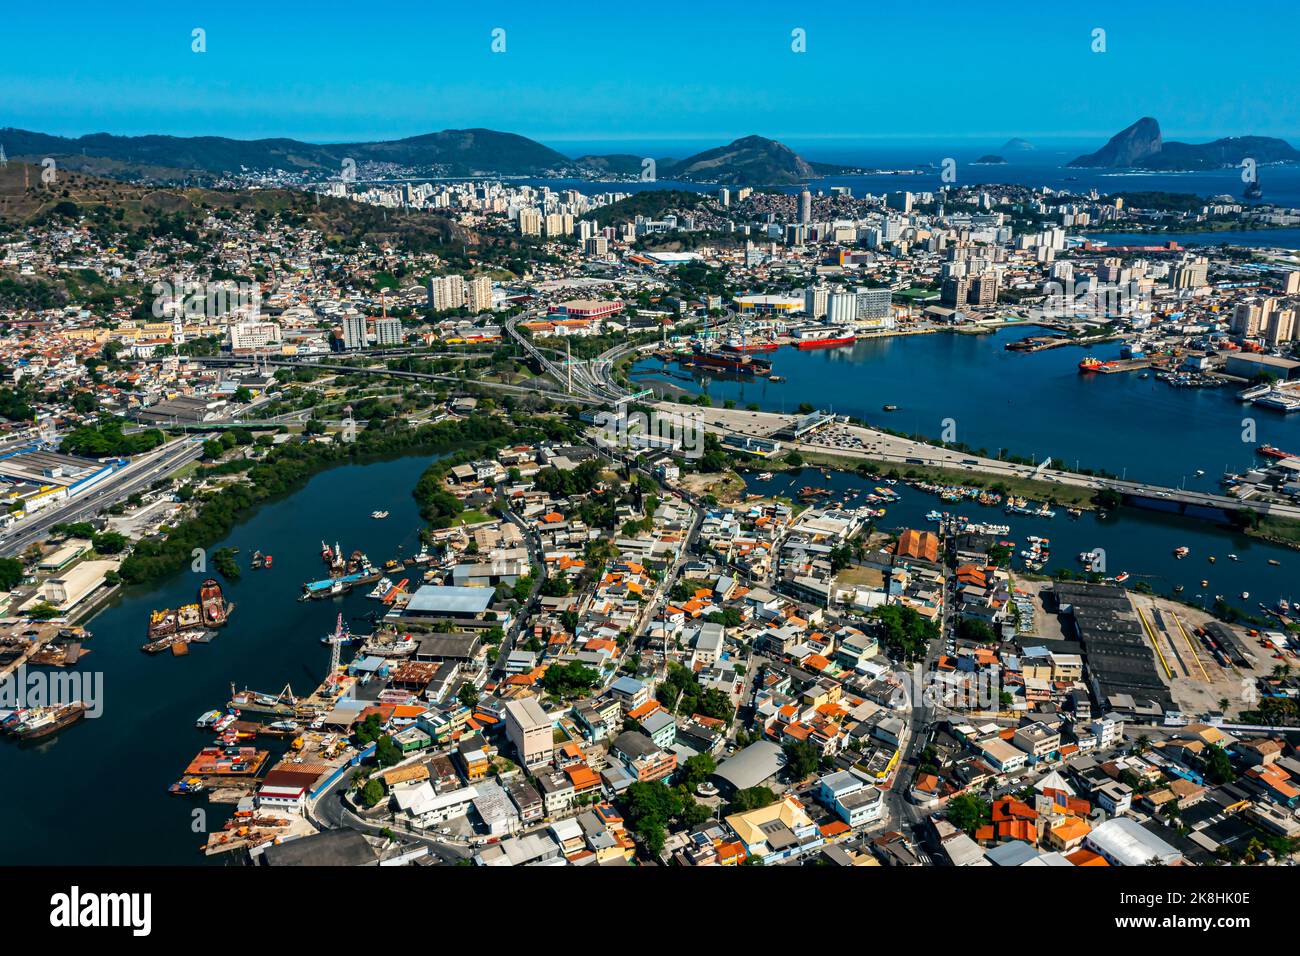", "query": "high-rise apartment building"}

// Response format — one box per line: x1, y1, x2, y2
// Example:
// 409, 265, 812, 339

466, 276, 493, 312
374, 316, 403, 347
518, 207, 542, 236
341, 314, 367, 350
